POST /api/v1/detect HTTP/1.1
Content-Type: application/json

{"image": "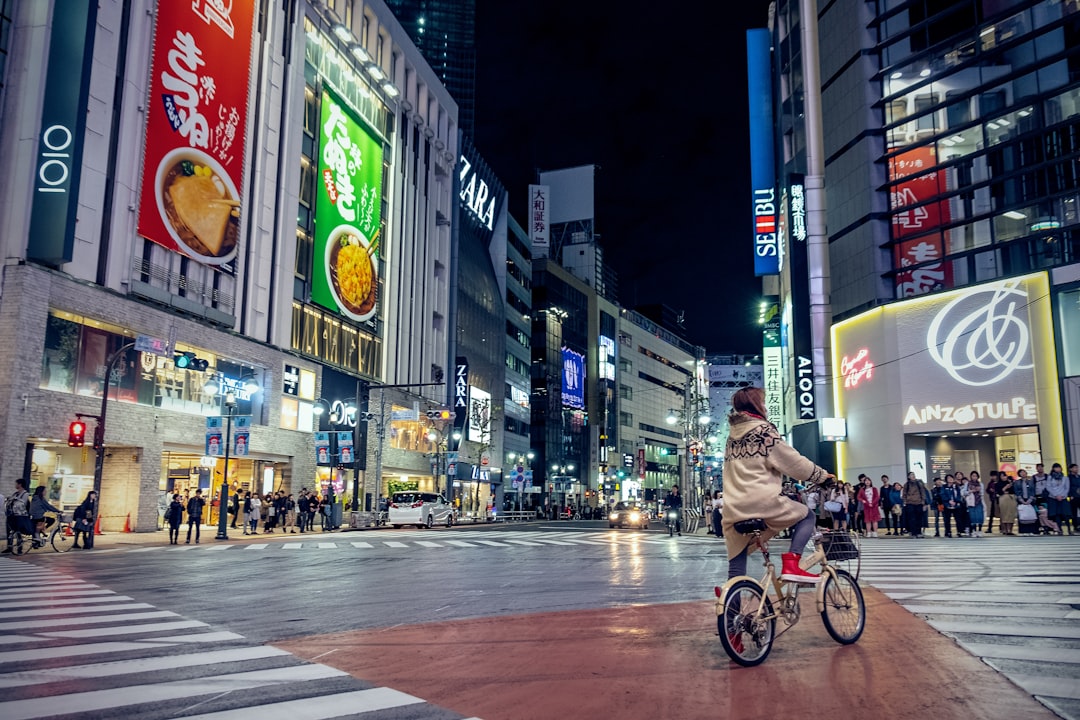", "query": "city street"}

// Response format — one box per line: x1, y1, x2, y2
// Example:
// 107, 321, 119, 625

0, 523, 1075, 719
